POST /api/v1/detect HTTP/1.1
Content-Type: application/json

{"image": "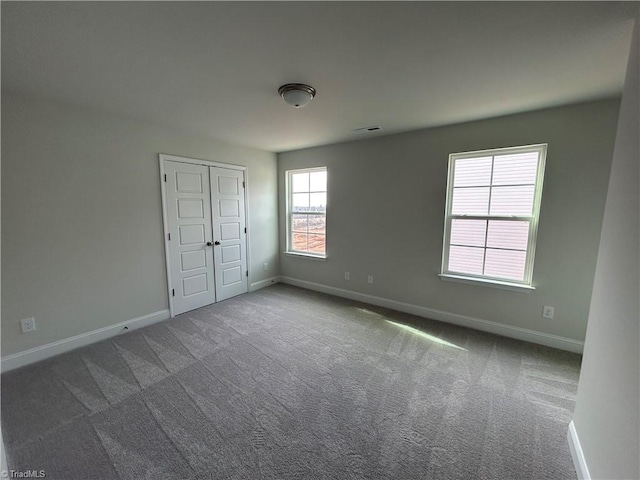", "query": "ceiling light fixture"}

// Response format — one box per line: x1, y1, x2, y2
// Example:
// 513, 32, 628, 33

278, 83, 316, 108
